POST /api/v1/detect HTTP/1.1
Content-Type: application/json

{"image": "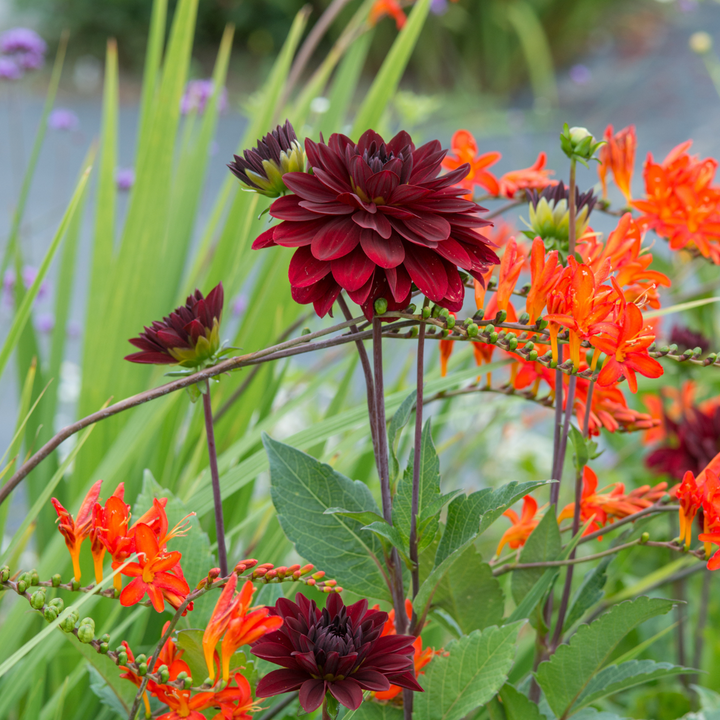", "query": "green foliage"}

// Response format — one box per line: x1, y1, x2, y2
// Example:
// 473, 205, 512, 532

414, 623, 523, 720
536, 597, 677, 719
498, 684, 545, 720
264, 434, 390, 600
433, 546, 505, 635
565, 557, 612, 630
